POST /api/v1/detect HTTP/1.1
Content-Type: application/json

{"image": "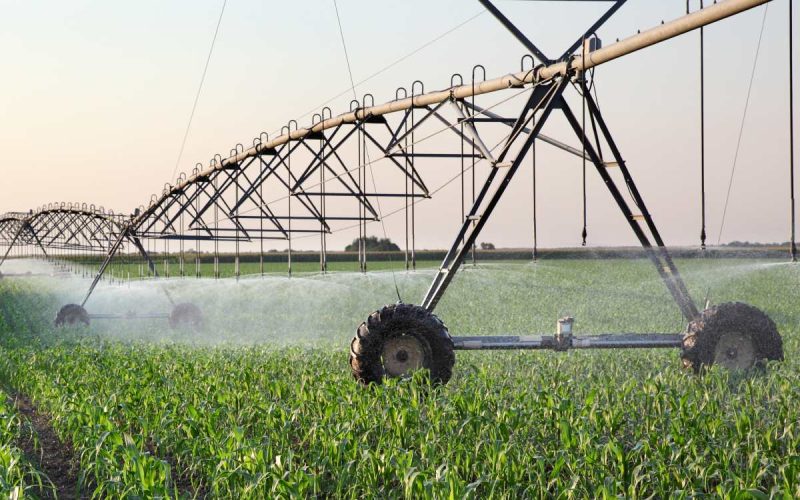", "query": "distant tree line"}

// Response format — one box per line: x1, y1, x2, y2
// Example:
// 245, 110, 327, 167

345, 236, 400, 252
723, 241, 791, 247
